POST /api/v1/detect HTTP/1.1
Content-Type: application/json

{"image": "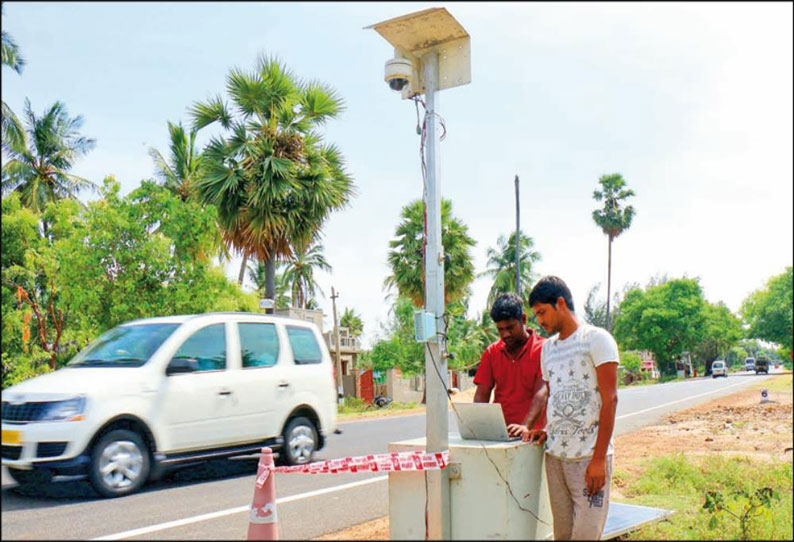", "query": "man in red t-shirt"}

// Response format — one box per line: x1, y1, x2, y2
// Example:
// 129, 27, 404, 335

473, 293, 548, 438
